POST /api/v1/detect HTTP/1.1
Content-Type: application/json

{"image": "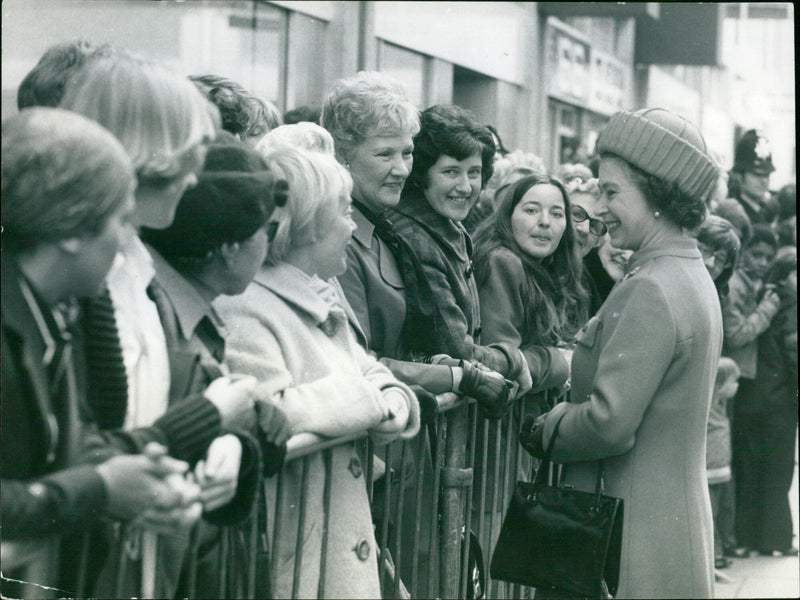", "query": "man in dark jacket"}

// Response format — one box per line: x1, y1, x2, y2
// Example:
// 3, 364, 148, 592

1, 108, 202, 596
